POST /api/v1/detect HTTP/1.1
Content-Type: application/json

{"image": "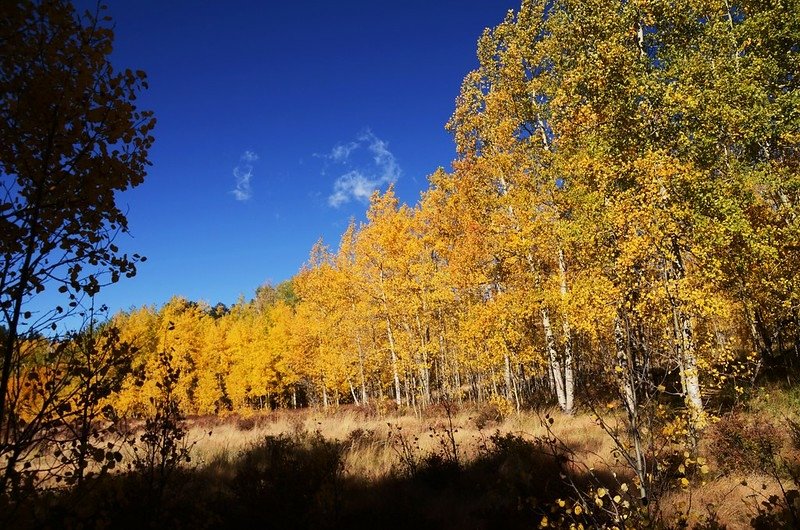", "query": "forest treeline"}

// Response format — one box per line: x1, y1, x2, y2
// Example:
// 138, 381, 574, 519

71, 0, 799, 423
